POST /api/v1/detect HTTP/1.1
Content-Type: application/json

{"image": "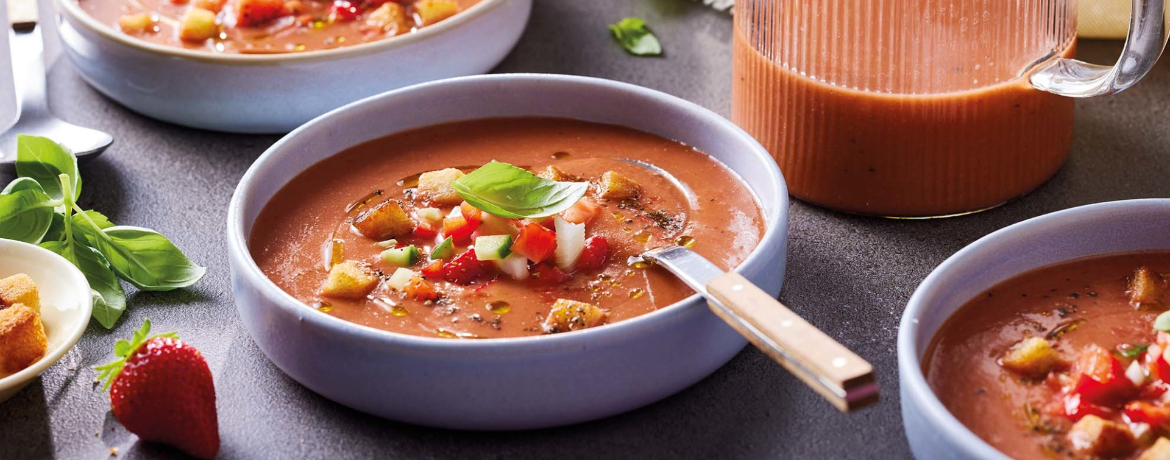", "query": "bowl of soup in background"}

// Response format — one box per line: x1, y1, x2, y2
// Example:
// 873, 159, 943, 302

899, 199, 1170, 459
51, 0, 531, 133
226, 74, 789, 430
